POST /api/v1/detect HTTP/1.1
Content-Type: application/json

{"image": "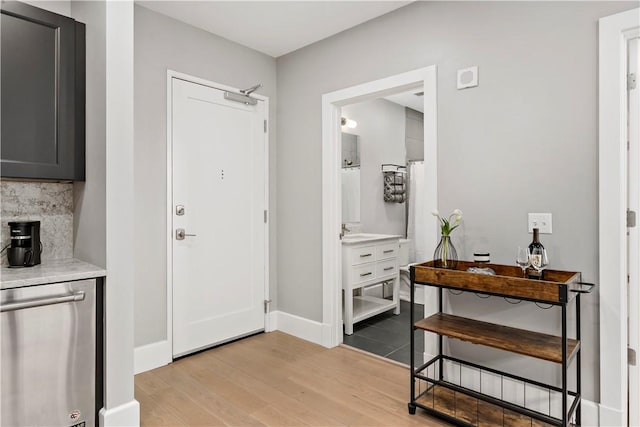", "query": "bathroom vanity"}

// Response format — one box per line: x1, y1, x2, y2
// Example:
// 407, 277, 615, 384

341, 233, 401, 335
